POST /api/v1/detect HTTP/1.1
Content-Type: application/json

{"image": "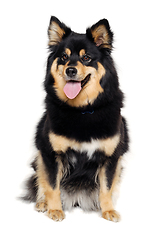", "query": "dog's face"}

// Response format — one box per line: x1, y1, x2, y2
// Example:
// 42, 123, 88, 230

46, 17, 115, 107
